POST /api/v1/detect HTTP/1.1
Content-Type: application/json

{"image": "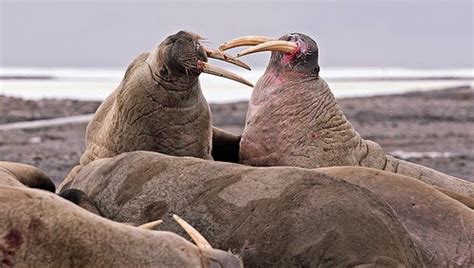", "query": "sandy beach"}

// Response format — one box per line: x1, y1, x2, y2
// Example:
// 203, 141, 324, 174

0, 85, 472, 185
